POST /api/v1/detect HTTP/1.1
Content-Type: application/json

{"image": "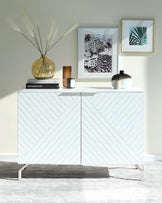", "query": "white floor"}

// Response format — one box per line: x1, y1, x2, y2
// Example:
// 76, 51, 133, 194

0, 162, 162, 202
